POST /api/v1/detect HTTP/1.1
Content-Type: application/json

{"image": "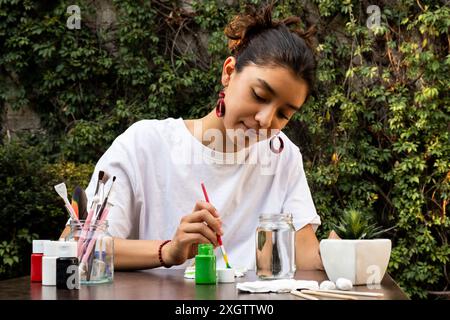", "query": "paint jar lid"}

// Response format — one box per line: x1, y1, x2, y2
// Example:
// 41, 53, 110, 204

44, 241, 65, 257
57, 241, 77, 258
32, 240, 51, 254
198, 243, 214, 256
217, 268, 235, 283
